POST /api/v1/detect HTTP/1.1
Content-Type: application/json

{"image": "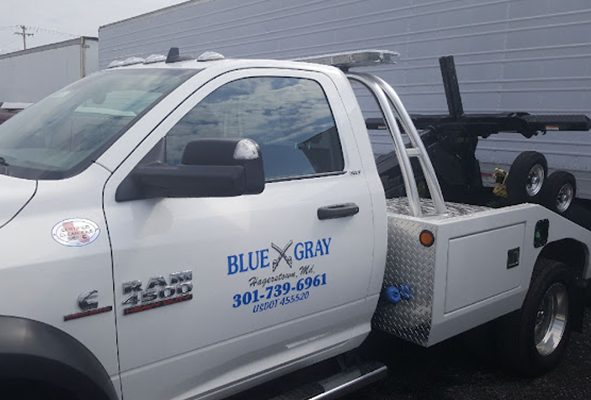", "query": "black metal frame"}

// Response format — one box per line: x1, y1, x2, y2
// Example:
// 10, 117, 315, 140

371, 55, 591, 204
368, 55, 591, 139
